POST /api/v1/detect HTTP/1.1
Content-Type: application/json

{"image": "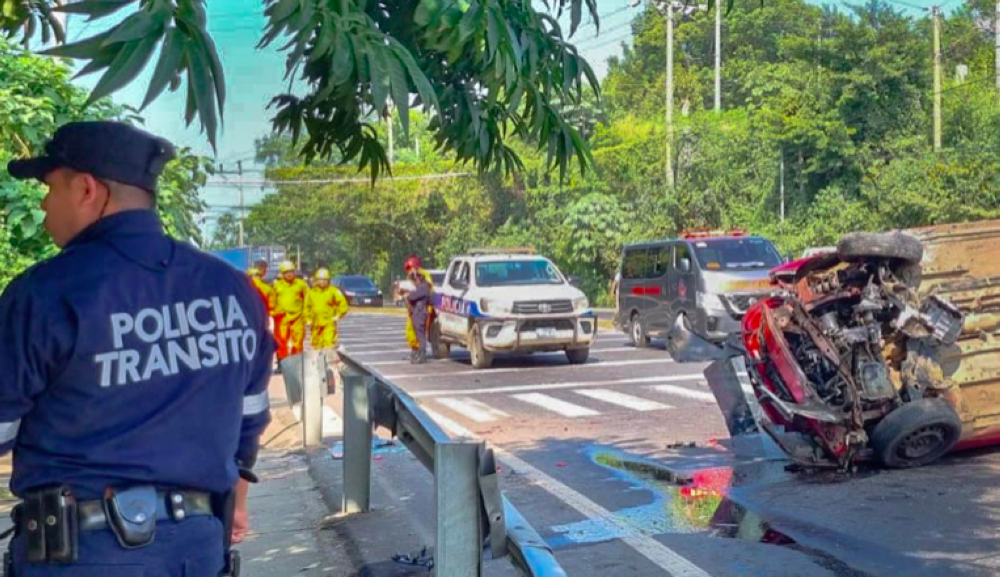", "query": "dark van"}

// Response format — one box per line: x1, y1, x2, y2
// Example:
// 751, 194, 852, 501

615, 231, 783, 346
